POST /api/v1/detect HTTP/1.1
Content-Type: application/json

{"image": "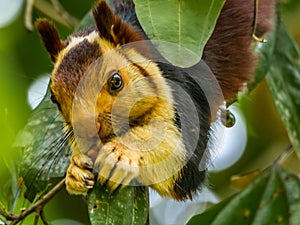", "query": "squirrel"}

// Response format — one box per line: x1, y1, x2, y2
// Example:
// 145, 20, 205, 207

36, 0, 275, 200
